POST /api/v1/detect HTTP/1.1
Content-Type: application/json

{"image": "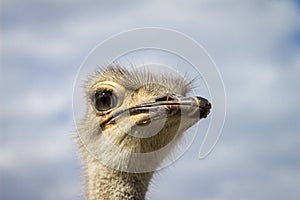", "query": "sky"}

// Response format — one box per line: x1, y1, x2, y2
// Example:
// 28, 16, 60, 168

1, 0, 300, 200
